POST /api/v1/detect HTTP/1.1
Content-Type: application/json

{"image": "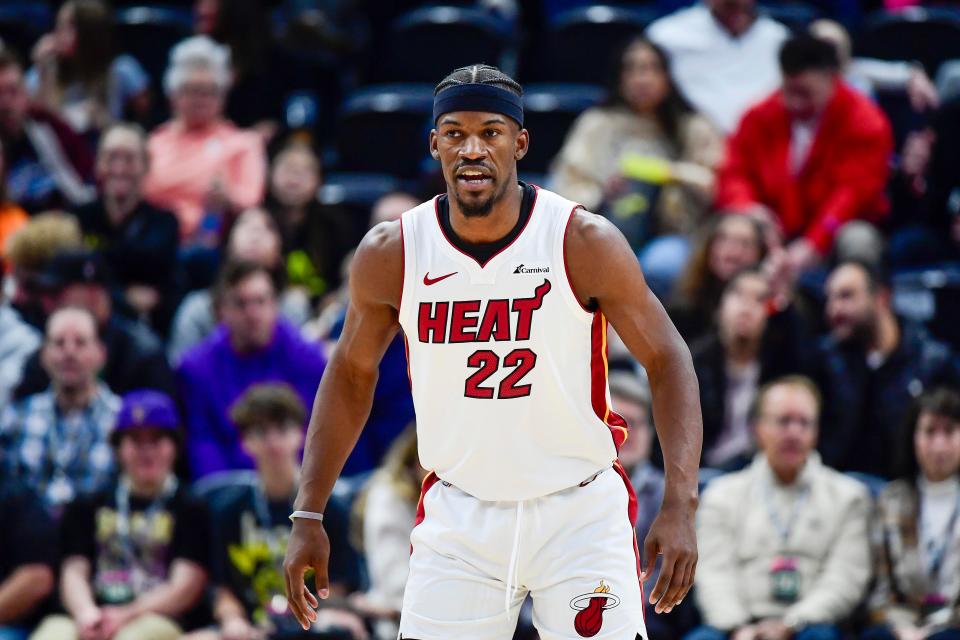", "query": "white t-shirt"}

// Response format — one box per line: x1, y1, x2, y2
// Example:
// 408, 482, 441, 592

647, 4, 789, 132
